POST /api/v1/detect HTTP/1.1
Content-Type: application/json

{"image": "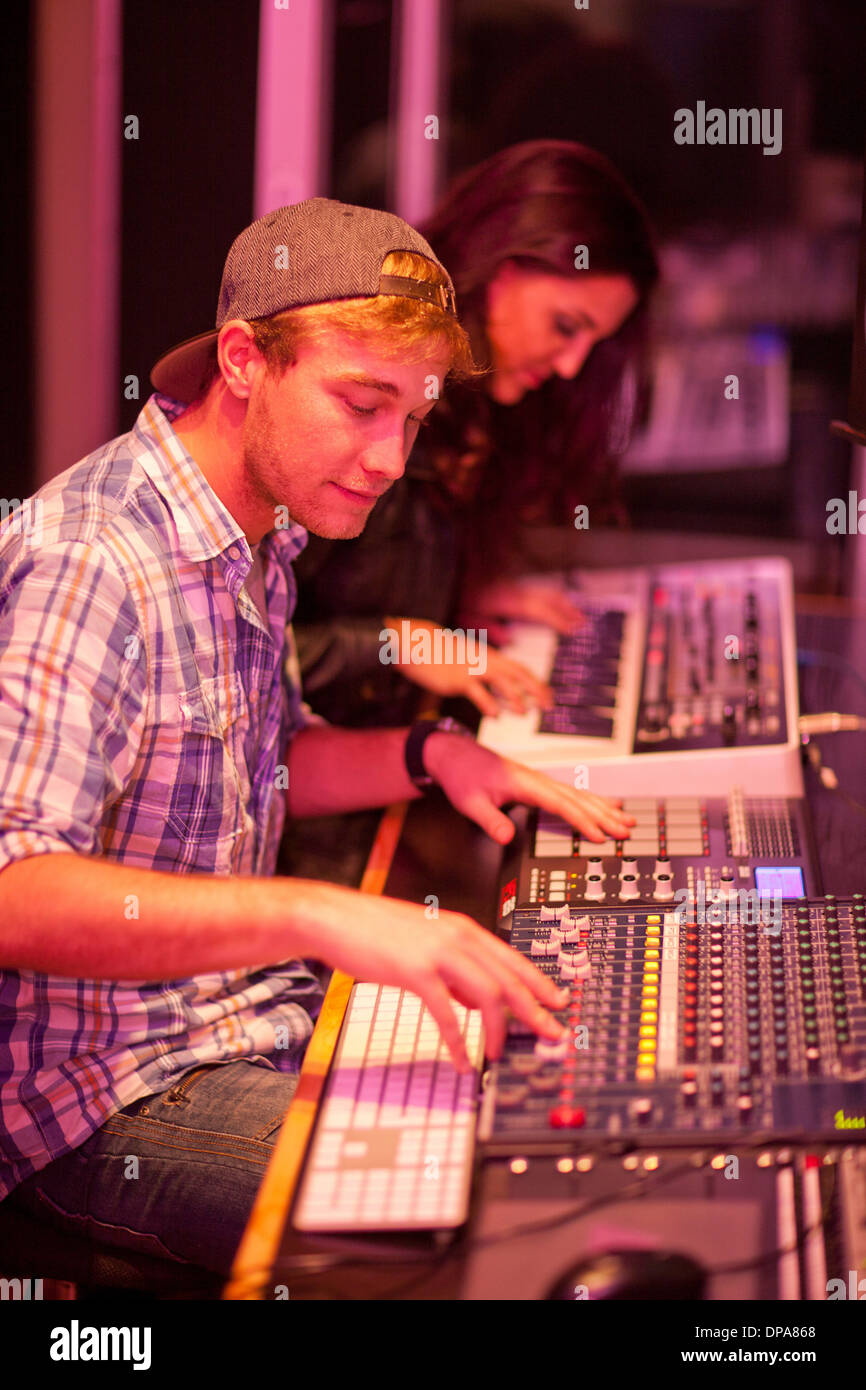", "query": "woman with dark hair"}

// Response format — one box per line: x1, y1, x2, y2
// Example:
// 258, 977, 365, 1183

292, 139, 659, 727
